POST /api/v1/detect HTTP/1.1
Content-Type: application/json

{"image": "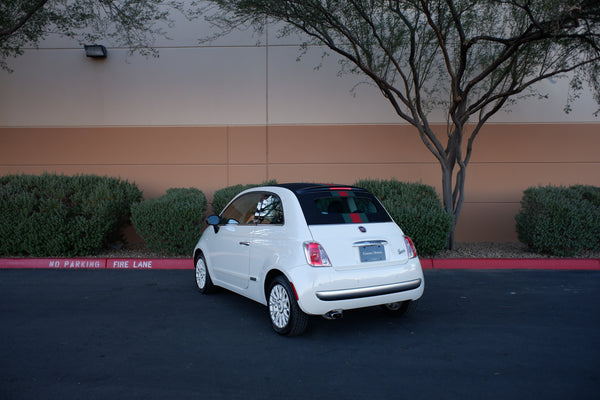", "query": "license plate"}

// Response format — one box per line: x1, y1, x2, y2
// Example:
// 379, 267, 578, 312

359, 244, 386, 262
